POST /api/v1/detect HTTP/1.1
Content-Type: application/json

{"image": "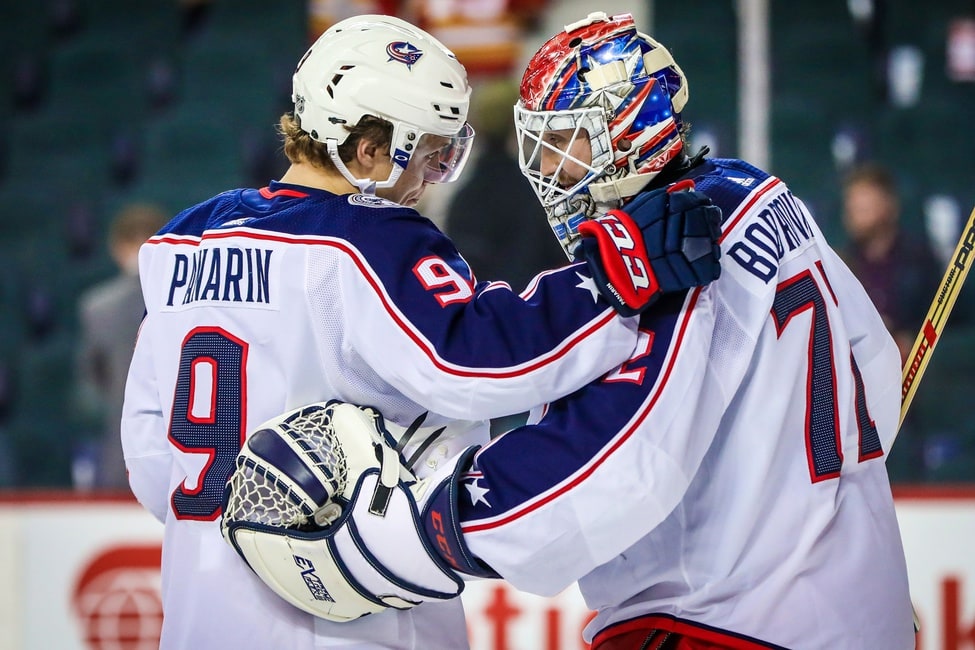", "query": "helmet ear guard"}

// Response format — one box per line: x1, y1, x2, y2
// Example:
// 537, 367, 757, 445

514, 11, 689, 257
292, 14, 475, 191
